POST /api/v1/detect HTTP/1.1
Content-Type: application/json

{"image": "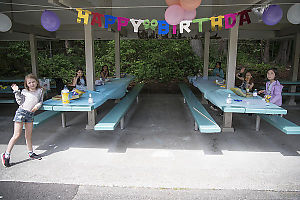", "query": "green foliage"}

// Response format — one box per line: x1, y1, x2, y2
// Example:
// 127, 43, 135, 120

0, 39, 289, 84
